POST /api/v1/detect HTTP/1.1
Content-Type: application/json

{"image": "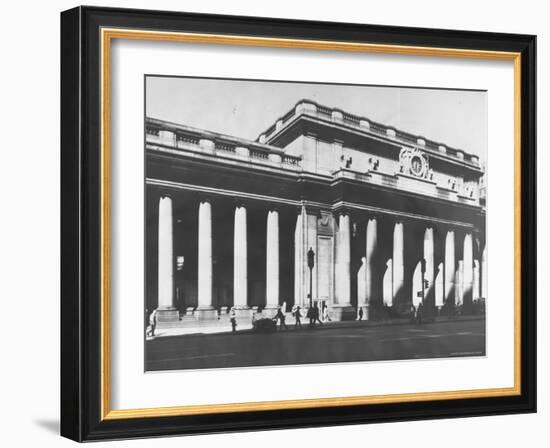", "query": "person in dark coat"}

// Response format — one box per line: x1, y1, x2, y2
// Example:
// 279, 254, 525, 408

307, 306, 315, 327
313, 303, 323, 325
416, 302, 424, 325
275, 307, 288, 331
230, 307, 237, 333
